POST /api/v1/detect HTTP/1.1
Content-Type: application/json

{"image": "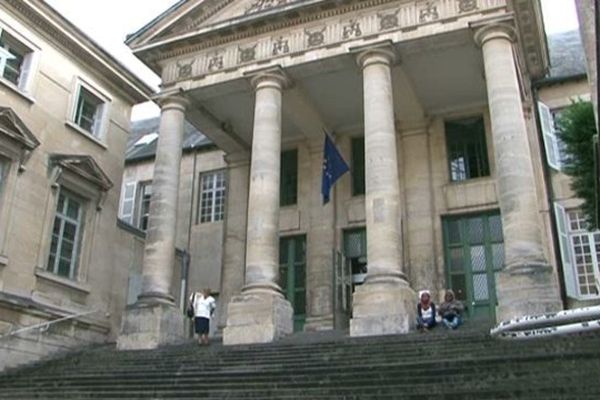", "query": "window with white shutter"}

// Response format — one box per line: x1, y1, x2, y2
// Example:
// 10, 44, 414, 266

538, 102, 563, 171
0, 27, 37, 93
119, 181, 137, 224
555, 203, 600, 300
